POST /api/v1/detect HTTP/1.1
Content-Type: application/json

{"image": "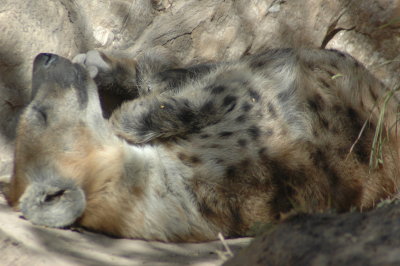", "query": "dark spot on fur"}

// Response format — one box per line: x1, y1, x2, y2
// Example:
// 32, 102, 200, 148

311, 148, 338, 181
306, 62, 315, 70
178, 153, 202, 165
258, 147, 268, 159
178, 153, 187, 161
237, 139, 247, 147
330, 61, 338, 69
219, 131, 234, 138
137, 112, 160, 137
267, 158, 308, 217
199, 200, 217, 218
326, 70, 335, 77
336, 147, 348, 159
182, 99, 190, 107
333, 104, 343, 113
209, 144, 221, 149
331, 125, 340, 135
320, 117, 329, 129
347, 108, 370, 164
177, 106, 196, 125
216, 158, 224, 164
223, 95, 237, 106
222, 95, 237, 113
308, 96, 329, 130
249, 48, 293, 70
235, 114, 246, 123
228, 204, 243, 236
310, 146, 362, 210
308, 94, 325, 112
200, 134, 211, 139
347, 108, 358, 122
200, 100, 215, 114
249, 89, 261, 102
211, 85, 226, 94
268, 102, 277, 118
247, 126, 261, 139
225, 166, 237, 179
266, 128, 274, 136
242, 103, 253, 112
180, 135, 189, 141
155, 68, 195, 91
307, 99, 318, 112
190, 156, 202, 164
250, 60, 265, 69
329, 49, 346, 58
226, 102, 237, 113
318, 78, 331, 88
277, 85, 296, 103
